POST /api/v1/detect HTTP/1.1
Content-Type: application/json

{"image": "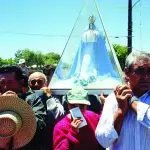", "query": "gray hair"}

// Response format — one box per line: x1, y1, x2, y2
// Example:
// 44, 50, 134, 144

41, 73, 47, 83
125, 50, 150, 72
28, 72, 47, 83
